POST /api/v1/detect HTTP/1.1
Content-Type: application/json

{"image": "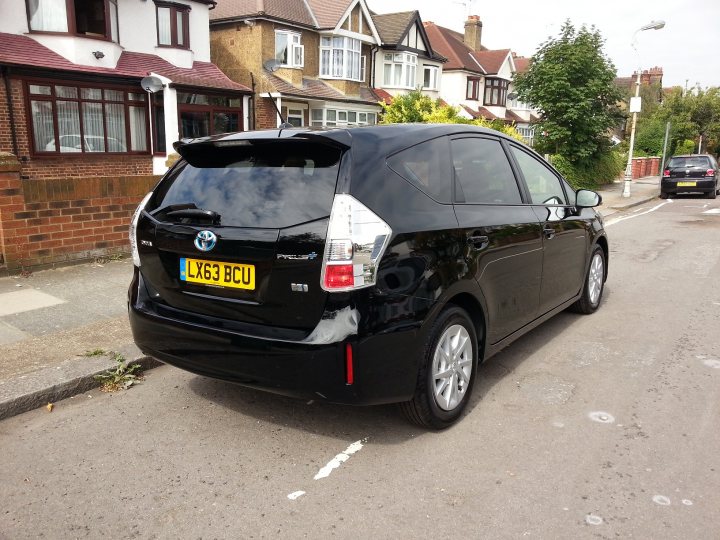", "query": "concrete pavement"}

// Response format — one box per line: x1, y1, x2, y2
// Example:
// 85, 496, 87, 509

0, 176, 663, 420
